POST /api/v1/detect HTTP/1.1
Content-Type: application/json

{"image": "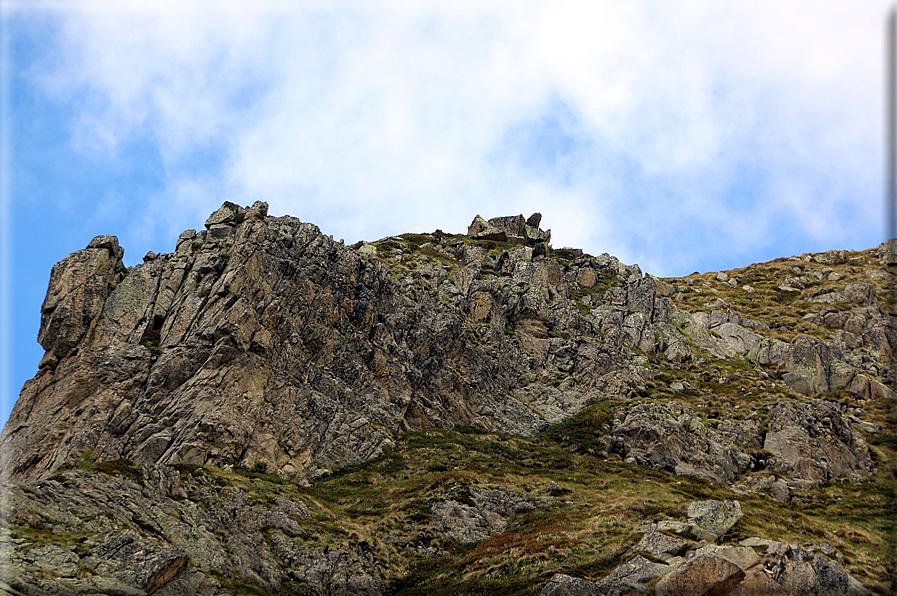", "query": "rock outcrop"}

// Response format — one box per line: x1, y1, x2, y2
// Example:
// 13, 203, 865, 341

0, 204, 893, 594
467, 213, 551, 246
6, 204, 889, 490
604, 402, 754, 484
2, 204, 656, 485
540, 500, 868, 596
